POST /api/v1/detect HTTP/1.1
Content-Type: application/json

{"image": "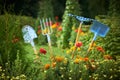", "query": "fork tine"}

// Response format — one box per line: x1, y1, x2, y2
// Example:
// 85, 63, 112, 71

49, 18, 53, 33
